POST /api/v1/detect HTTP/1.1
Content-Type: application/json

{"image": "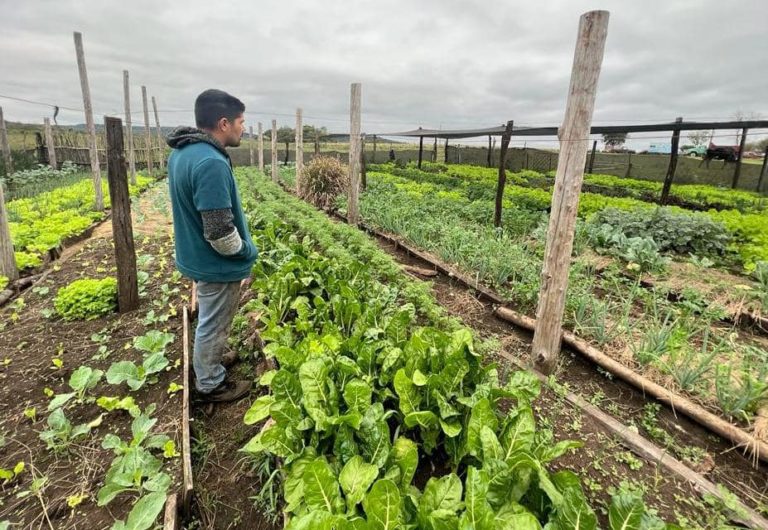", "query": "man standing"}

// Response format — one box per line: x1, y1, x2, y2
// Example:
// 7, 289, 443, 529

166, 89, 257, 402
